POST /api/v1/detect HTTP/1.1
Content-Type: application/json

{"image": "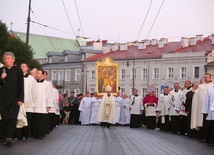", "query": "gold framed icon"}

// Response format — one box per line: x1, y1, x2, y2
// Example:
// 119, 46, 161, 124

96, 57, 118, 95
